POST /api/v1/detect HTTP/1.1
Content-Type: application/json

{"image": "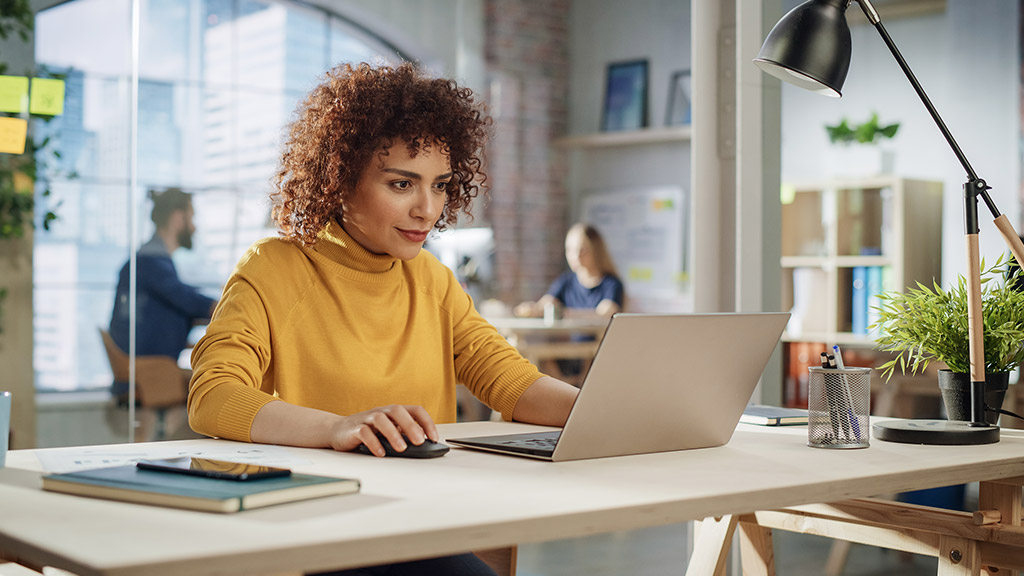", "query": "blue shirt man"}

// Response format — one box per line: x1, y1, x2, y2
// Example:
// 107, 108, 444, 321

109, 188, 218, 396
